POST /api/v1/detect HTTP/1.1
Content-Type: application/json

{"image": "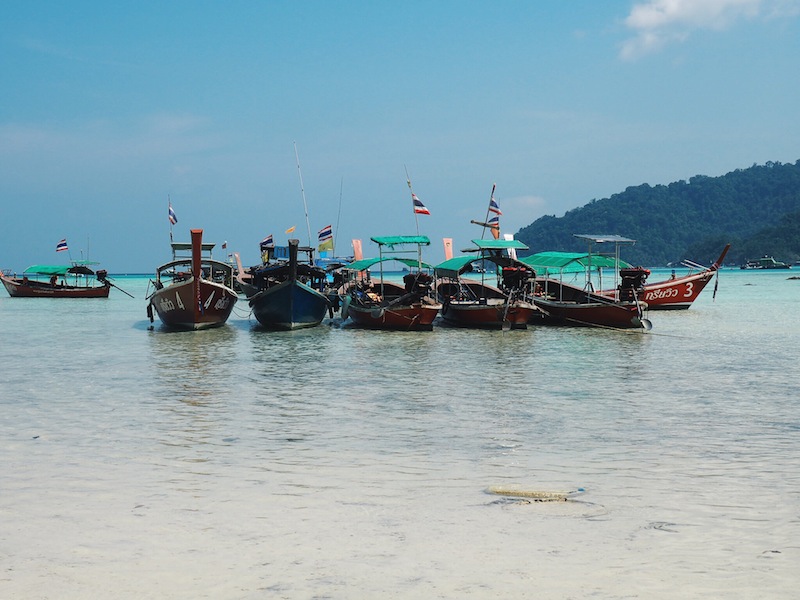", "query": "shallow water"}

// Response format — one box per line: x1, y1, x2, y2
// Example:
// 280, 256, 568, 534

1, 269, 798, 598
